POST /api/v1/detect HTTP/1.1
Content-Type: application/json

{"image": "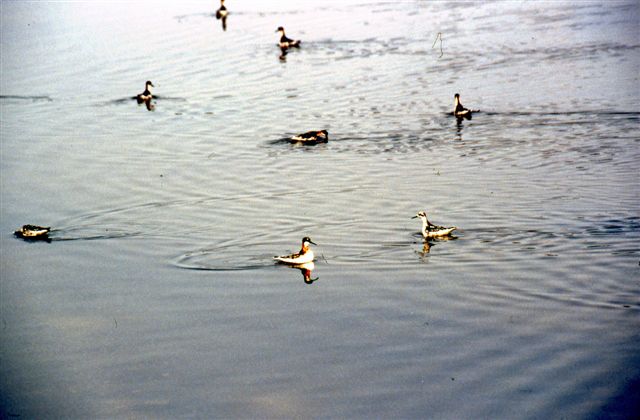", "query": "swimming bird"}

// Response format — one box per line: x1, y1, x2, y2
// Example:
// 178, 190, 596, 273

412, 211, 457, 238
136, 81, 154, 104
290, 130, 328, 145
274, 237, 317, 264
452, 93, 478, 118
216, 0, 228, 19
276, 26, 301, 49
14, 224, 51, 239
216, 0, 228, 30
